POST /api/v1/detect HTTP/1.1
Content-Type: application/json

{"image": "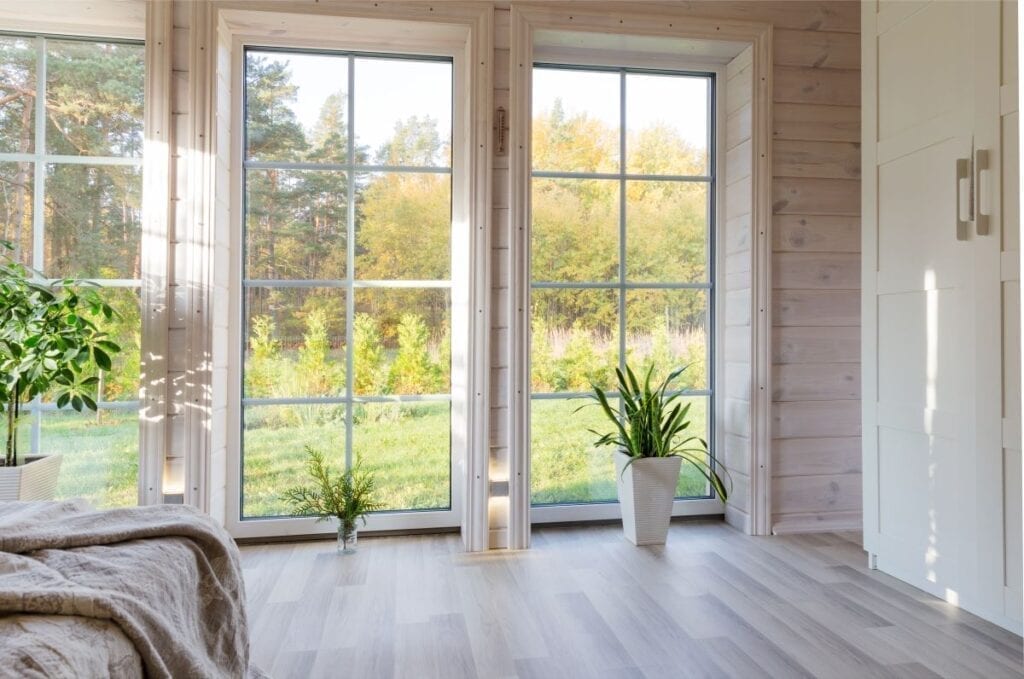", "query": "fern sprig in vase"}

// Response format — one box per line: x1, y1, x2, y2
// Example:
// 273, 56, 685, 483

282, 447, 382, 554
